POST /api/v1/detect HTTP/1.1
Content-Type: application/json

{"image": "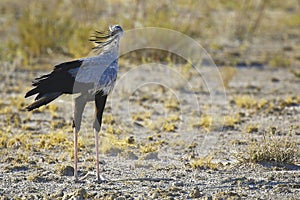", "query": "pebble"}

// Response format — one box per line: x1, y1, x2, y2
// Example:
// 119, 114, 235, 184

151, 191, 159, 199
127, 136, 135, 144
60, 165, 74, 176
50, 190, 64, 198
173, 181, 184, 187
73, 188, 88, 199
190, 187, 202, 198
143, 152, 160, 160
